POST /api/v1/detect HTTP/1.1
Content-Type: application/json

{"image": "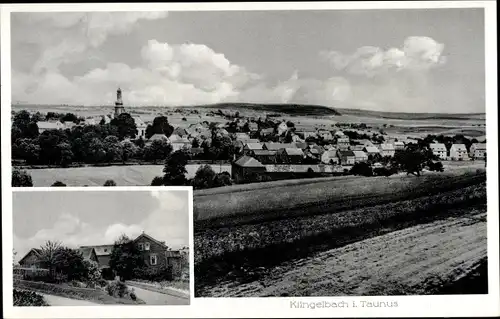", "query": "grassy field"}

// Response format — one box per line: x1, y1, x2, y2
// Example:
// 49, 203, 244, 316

194, 175, 487, 296
194, 168, 486, 227
23, 163, 231, 187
